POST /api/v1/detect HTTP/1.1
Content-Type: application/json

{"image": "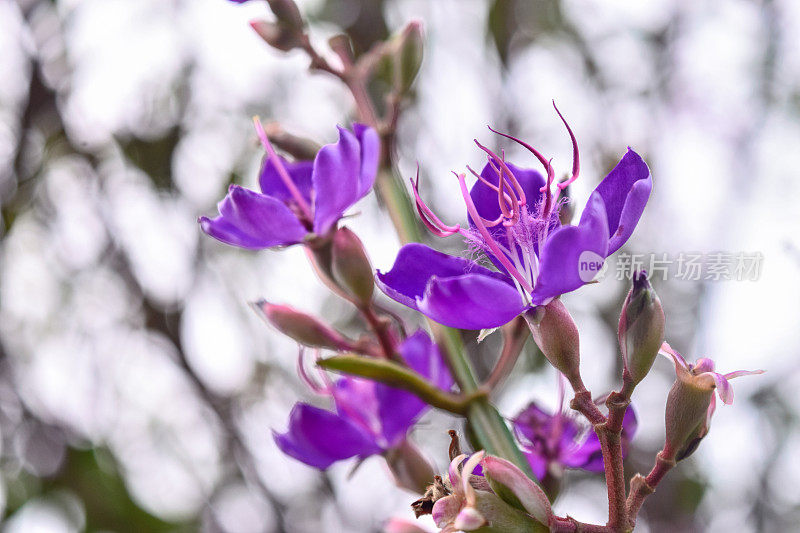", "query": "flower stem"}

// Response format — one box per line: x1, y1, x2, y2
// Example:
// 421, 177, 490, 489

434, 326, 534, 478
568, 377, 628, 531
484, 316, 529, 392
625, 451, 676, 529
